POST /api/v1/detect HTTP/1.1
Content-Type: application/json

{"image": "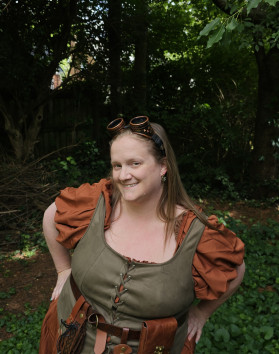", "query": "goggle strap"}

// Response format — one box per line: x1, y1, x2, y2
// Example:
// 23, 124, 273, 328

152, 135, 166, 156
